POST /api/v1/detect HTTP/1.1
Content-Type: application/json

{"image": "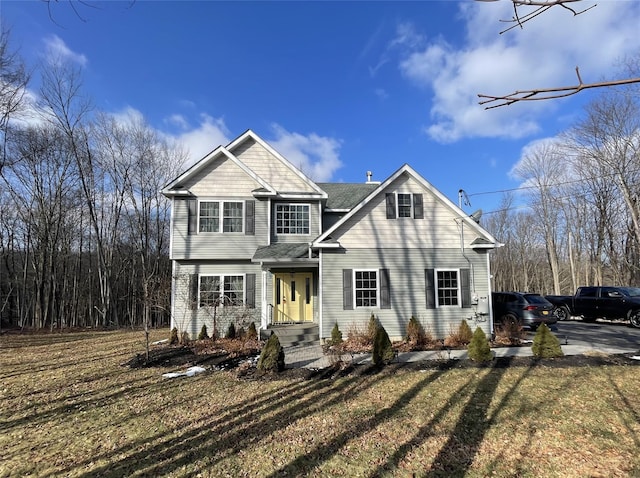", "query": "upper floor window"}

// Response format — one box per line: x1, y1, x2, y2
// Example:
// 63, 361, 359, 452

199, 200, 244, 233
275, 204, 310, 235
386, 193, 423, 219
